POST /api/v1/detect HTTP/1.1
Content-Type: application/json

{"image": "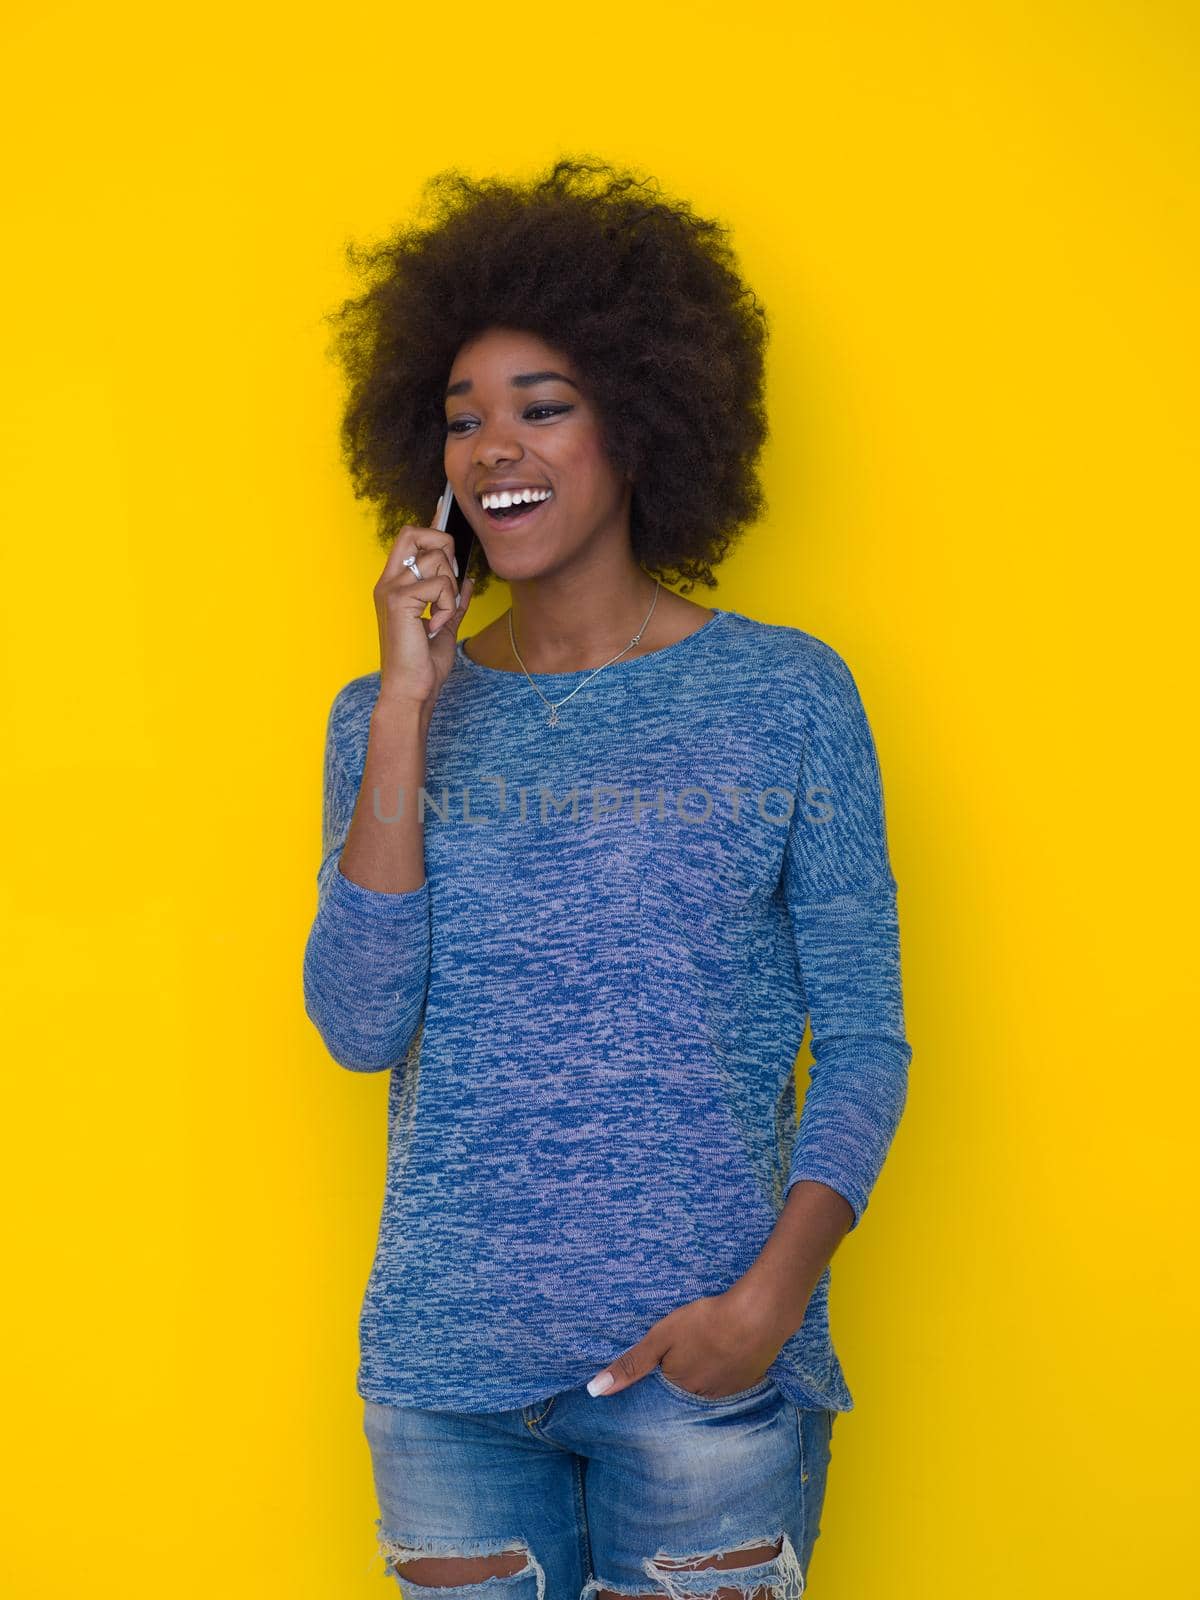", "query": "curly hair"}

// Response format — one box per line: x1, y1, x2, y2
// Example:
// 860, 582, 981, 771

326, 154, 770, 596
